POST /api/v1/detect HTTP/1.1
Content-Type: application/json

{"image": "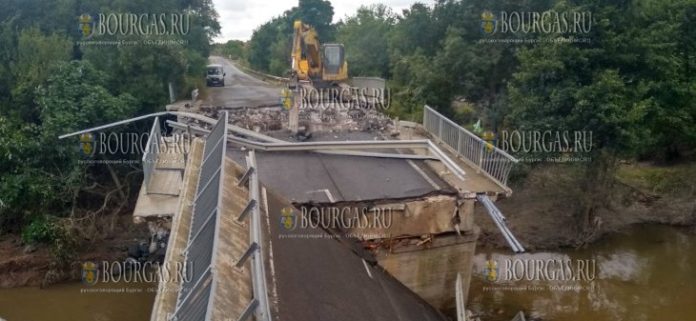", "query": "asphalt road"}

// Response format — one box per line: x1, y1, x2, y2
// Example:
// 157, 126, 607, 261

213, 57, 454, 203
227, 148, 453, 203
263, 187, 449, 321
204, 56, 281, 108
